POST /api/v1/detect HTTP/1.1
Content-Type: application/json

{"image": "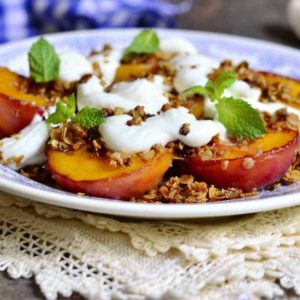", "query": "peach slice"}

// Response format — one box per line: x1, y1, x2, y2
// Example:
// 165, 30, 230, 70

177, 97, 204, 119
47, 146, 173, 200
115, 63, 157, 82
260, 71, 300, 109
0, 67, 48, 136
188, 130, 299, 191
